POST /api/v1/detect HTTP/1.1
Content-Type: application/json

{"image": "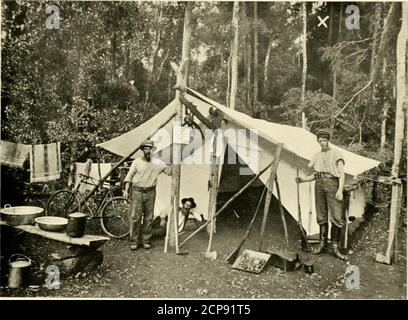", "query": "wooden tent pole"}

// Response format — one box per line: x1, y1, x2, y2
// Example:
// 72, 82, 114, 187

180, 158, 277, 247
206, 130, 220, 253
258, 143, 283, 251
275, 176, 289, 248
